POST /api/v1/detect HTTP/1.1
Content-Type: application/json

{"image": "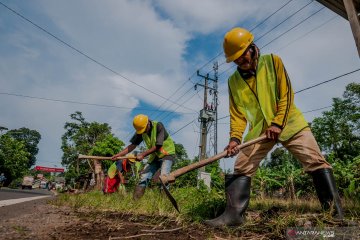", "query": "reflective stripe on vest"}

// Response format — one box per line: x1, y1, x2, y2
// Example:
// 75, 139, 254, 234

142, 121, 175, 163
228, 54, 308, 142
